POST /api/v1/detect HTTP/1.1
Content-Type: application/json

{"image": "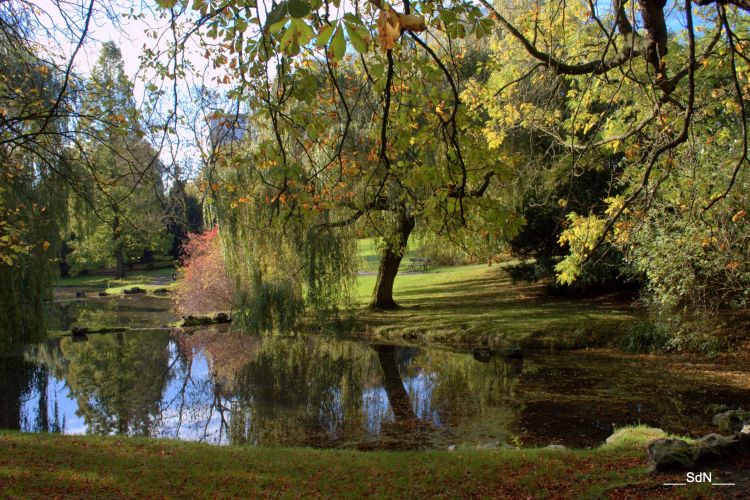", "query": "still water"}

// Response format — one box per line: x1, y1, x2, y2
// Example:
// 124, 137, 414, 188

2, 296, 750, 449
